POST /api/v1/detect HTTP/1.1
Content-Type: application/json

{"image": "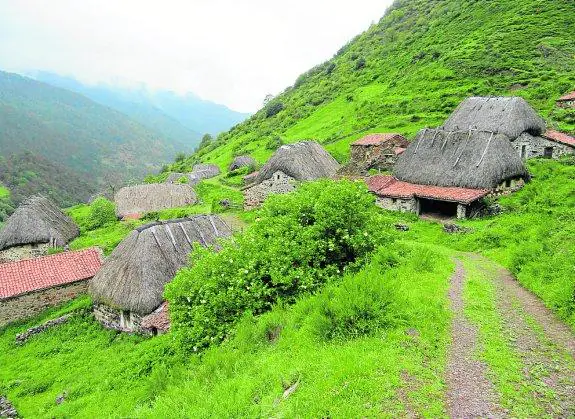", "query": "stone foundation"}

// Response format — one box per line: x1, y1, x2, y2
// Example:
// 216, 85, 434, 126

0, 281, 88, 327
375, 197, 418, 213
93, 303, 144, 333
0, 243, 50, 263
